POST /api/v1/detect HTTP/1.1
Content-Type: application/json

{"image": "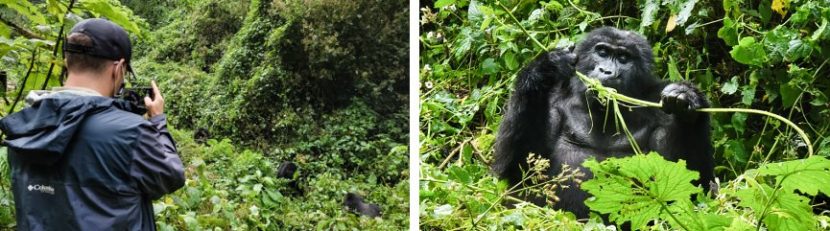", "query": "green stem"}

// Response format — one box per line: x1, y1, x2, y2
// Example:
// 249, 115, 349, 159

497, 2, 546, 50
574, 72, 814, 157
